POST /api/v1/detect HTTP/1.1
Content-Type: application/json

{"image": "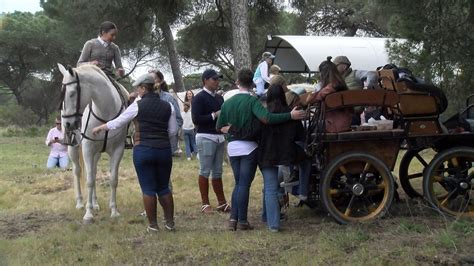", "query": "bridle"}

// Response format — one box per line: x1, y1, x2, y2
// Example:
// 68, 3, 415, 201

59, 69, 83, 120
